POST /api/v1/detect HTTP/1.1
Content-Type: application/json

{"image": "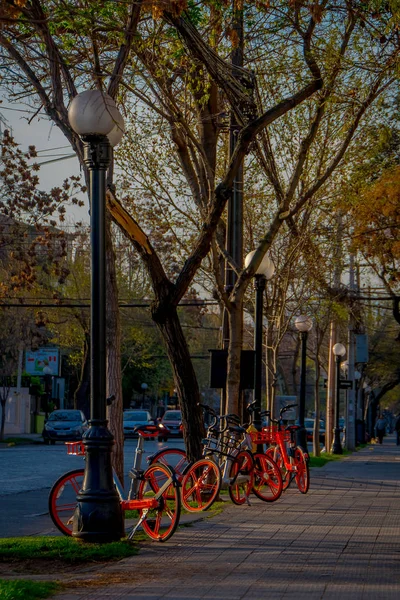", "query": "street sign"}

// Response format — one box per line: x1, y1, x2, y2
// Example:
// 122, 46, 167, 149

355, 334, 368, 363
340, 380, 353, 390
